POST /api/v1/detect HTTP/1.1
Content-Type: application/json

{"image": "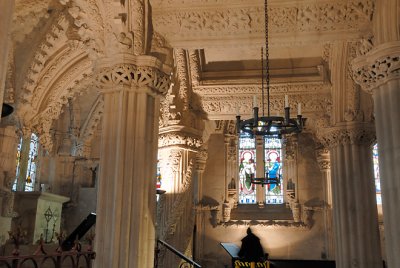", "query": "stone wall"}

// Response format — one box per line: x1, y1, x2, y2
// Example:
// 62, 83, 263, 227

199, 132, 327, 267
